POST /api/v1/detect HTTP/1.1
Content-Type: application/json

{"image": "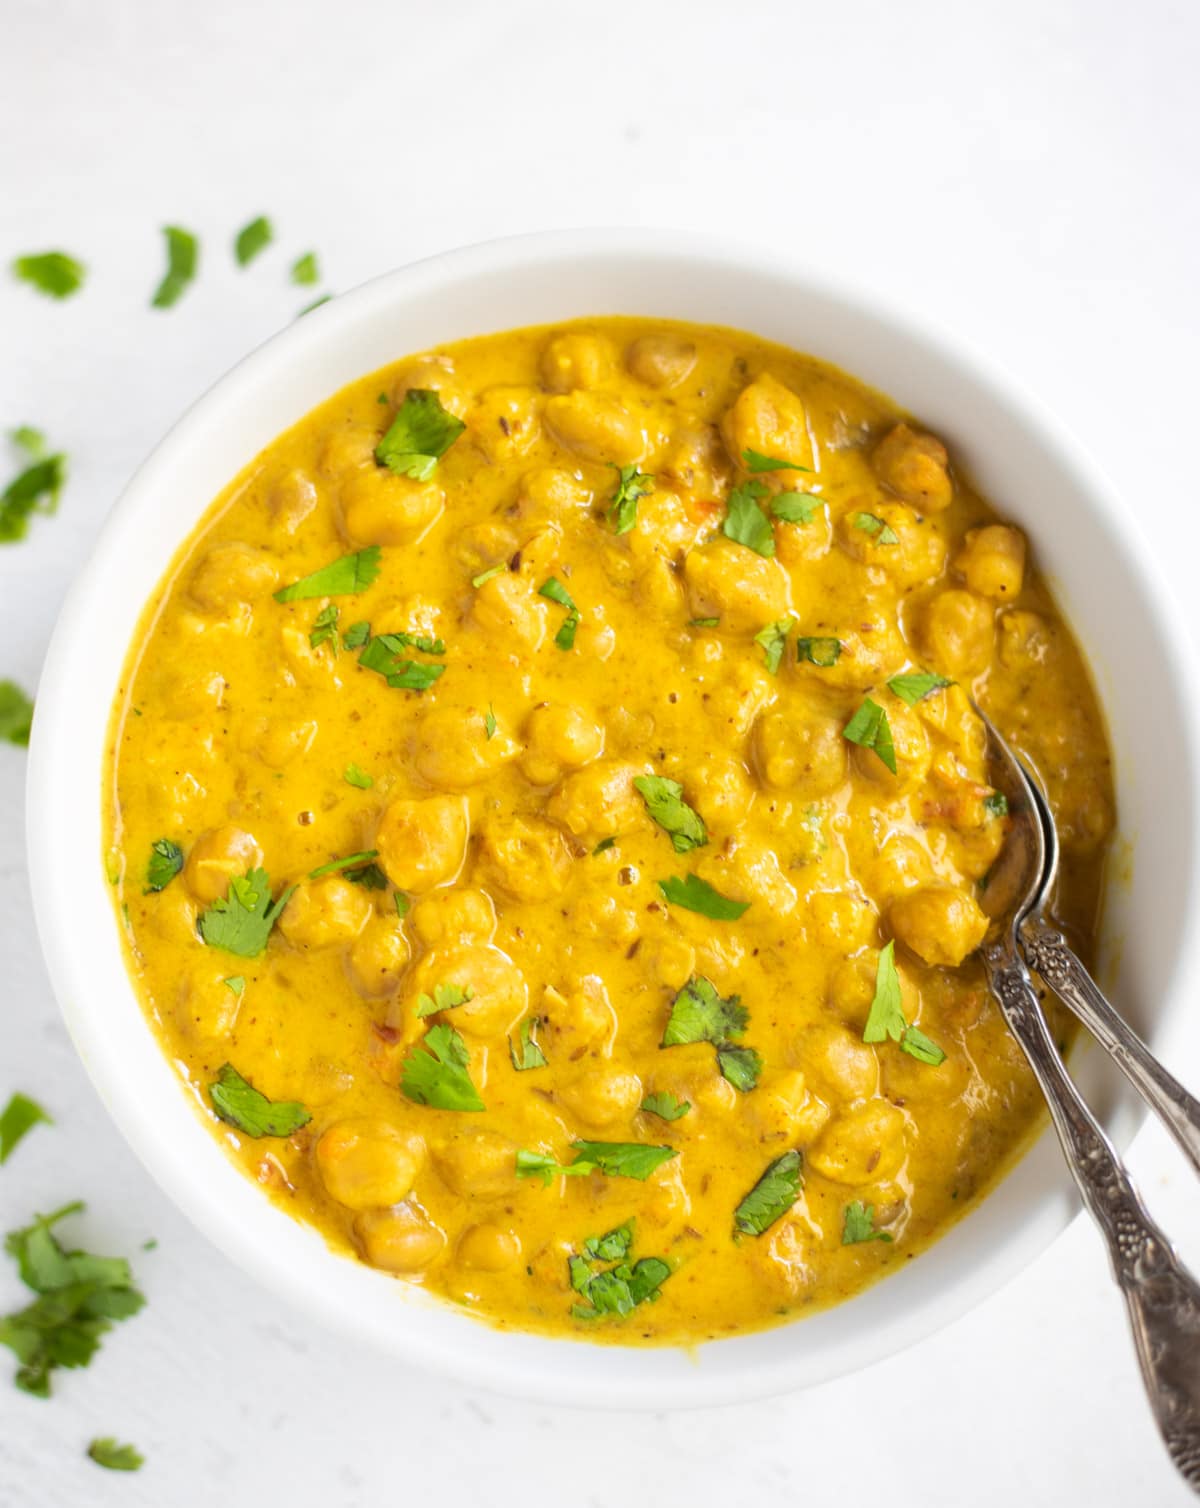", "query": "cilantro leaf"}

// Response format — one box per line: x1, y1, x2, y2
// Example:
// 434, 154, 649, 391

795, 636, 842, 667
401, 1024, 484, 1112
716, 1044, 762, 1093
608, 463, 654, 534
150, 226, 199, 309
375, 389, 465, 480
842, 1201, 894, 1245
771, 492, 820, 523
223, 976, 245, 998
733, 1149, 803, 1236
471, 564, 506, 588
863, 940, 907, 1044
88, 1438, 144, 1472
209, 1064, 310, 1138
416, 982, 473, 1017
658, 874, 749, 920
0, 1094, 52, 1164
851, 511, 898, 546
144, 838, 183, 893
593, 837, 617, 854
754, 616, 794, 674
983, 791, 1009, 818
887, 671, 953, 706
570, 1253, 670, 1321
722, 479, 775, 557
515, 1149, 594, 1186
307, 849, 379, 879
640, 1091, 690, 1122
358, 634, 446, 691
568, 1141, 677, 1181
344, 763, 373, 789
274, 546, 381, 602
689, 617, 720, 628
743, 448, 810, 475
197, 867, 294, 957
234, 216, 273, 267
538, 577, 580, 650
2, 427, 66, 543
662, 977, 747, 1046
310, 603, 339, 650
0, 681, 34, 746
582, 1222, 634, 1263
12, 251, 86, 299
843, 697, 897, 774
348, 862, 387, 890
291, 251, 320, 286
634, 775, 707, 854
484, 704, 497, 740
343, 620, 371, 649
899, 1024, 947, 1066
509, 1016, 548, 1071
